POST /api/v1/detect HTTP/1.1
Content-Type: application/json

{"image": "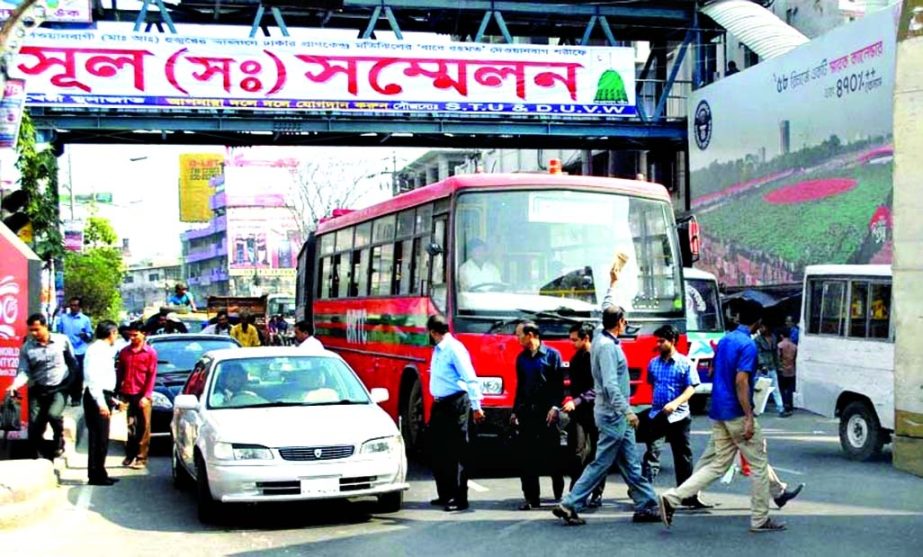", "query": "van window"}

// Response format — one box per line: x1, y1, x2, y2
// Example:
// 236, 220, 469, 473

808, 279, 846, 336
849, 281, 869, 338
869, 283, 891, 339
